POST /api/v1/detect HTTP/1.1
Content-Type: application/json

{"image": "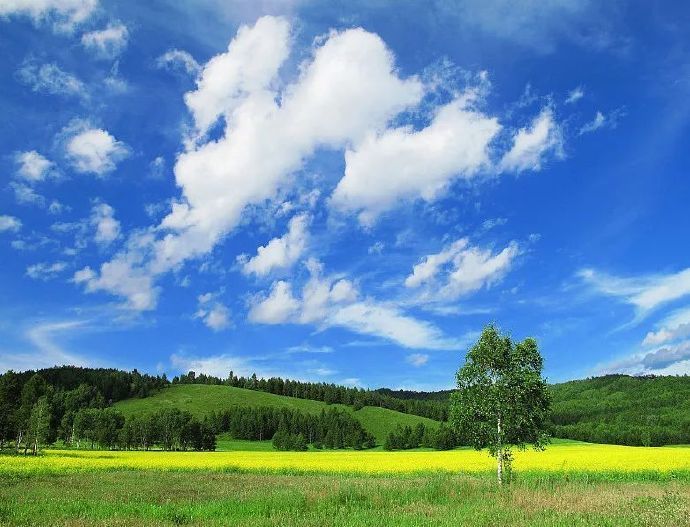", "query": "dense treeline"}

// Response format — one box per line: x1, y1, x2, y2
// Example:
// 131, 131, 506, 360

384, 423, 458, 451
173, 371, 448, 421
208, 406, 376, 450
549, 375, 690, 446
